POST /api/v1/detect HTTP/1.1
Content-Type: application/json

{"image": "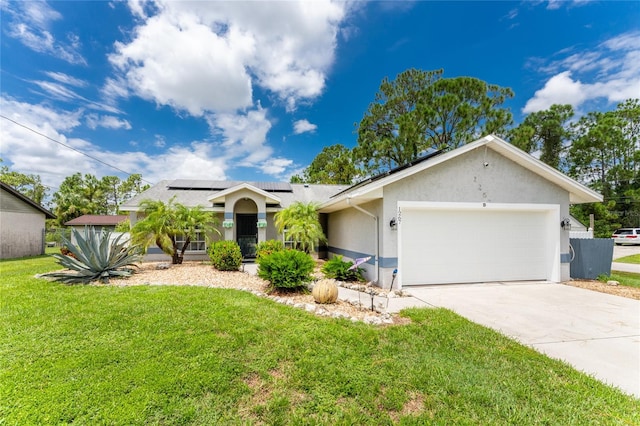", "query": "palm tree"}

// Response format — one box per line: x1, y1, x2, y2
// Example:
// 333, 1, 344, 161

131, 197, 220, 264
274, 201, 326, 253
